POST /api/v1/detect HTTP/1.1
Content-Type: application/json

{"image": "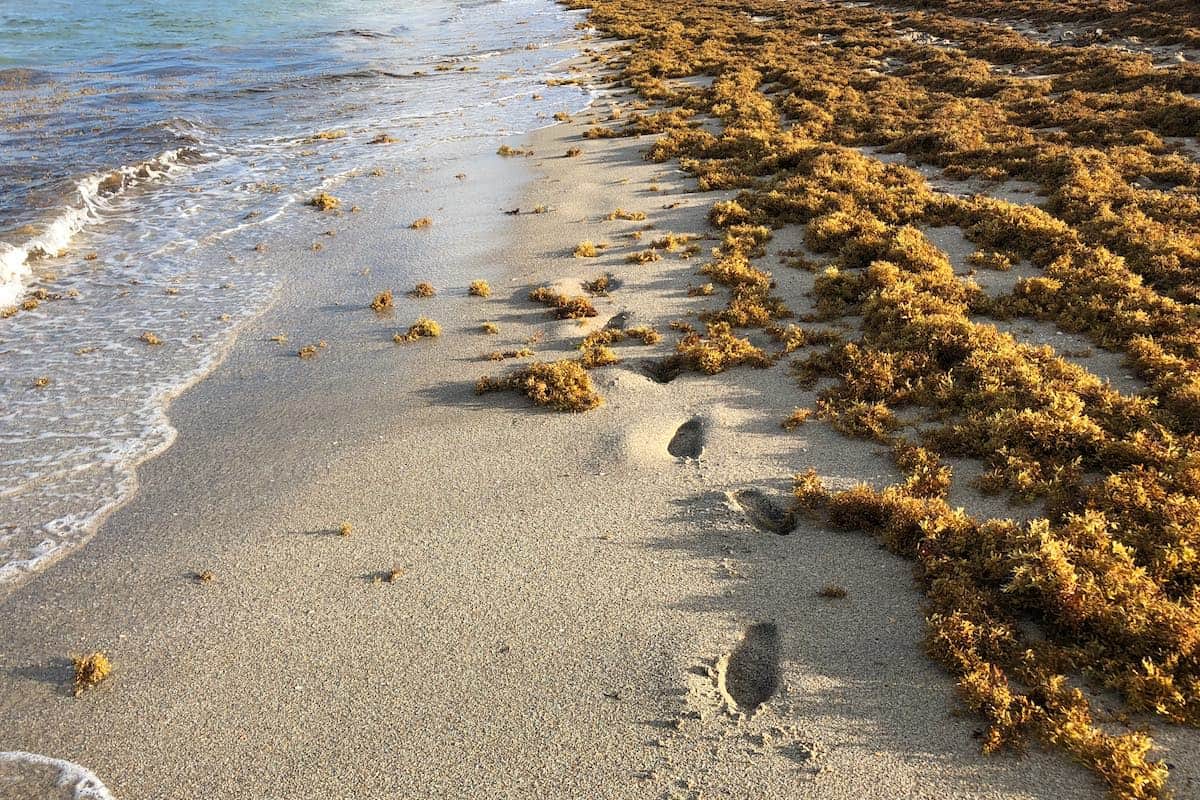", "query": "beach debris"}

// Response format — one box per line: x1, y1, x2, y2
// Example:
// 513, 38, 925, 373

297, 341, 327, 359
476, 359, 602, 412
140, 331, 163, 346
308, 192, 340, 212
339, 522, 353, 537
606, 208, 646, 221
469, 280, 492, 298
818, 585, 847, 599
573, 240, 606, 258
486, 348, 535, 361
370, 290, 394, 313
675, 323, 770, 374
393, 317, 441, 344
496, 145, 532, 157
481, 322, 500, 335
307, 130, 346, 141
270, 333, 288, 344
408, 282, 436, 298
32, 376, 50, 389
580, 344, 619, 368
72, 652, 112, 696
626, 249, 663, 264
781, 408, 812, 430
583, 126, 617, 139
529, 287, 598, 319
565, 147, 583, 157
409, 216, 433, 229
370, 133, 398, 144
193, 570, 215, 584
583, 274, 614, 295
